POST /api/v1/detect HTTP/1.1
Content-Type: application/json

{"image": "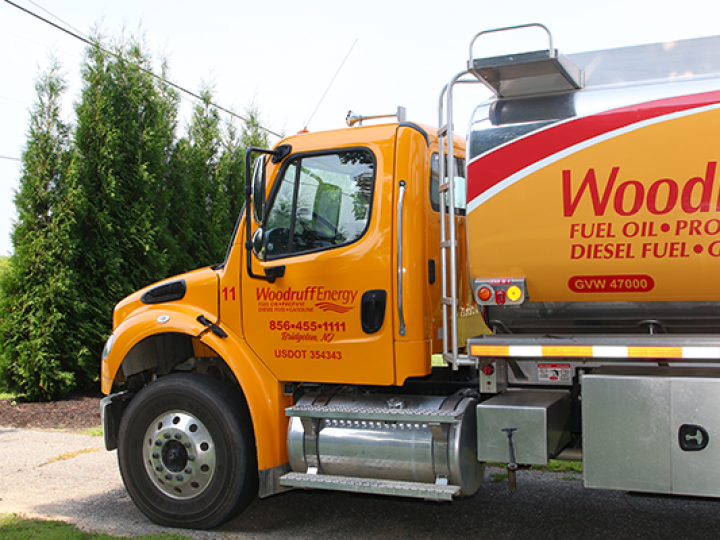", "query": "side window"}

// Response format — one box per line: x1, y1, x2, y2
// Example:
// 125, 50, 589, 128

430, 153, 466, 215
264, 149, 375, 259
